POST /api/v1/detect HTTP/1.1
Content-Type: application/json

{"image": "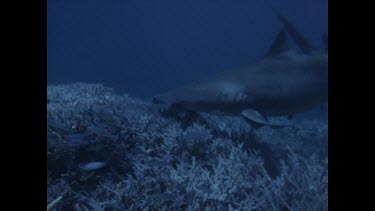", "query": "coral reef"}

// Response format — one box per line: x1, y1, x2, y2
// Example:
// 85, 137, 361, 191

47, 83, 328, 211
